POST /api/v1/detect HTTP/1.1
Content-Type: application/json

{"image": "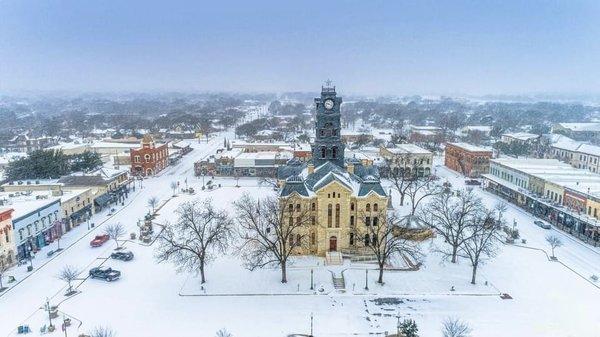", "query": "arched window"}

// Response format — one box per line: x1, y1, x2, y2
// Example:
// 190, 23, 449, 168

311, 216, 316, 226
332, 147, 337, 159
311, 232, 316, 245
321, 147, 326, 158
288, 204, 293, 212
335, 204, 340, 228
350, 203, 355, 211
350, 215, 354, 227
327, 204, 332, 228
373, 203, 378, 212
295, 204, 301, 211
349, 233, 355, 245
145, 154, 151, 162
364, 234, 370, 246
373, 217, 379, 226
366, 203, 371, 212
365, 216, 371, 226
289, 217, 293, 226
311, 203, 316, 211
296, 234, 301, 245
